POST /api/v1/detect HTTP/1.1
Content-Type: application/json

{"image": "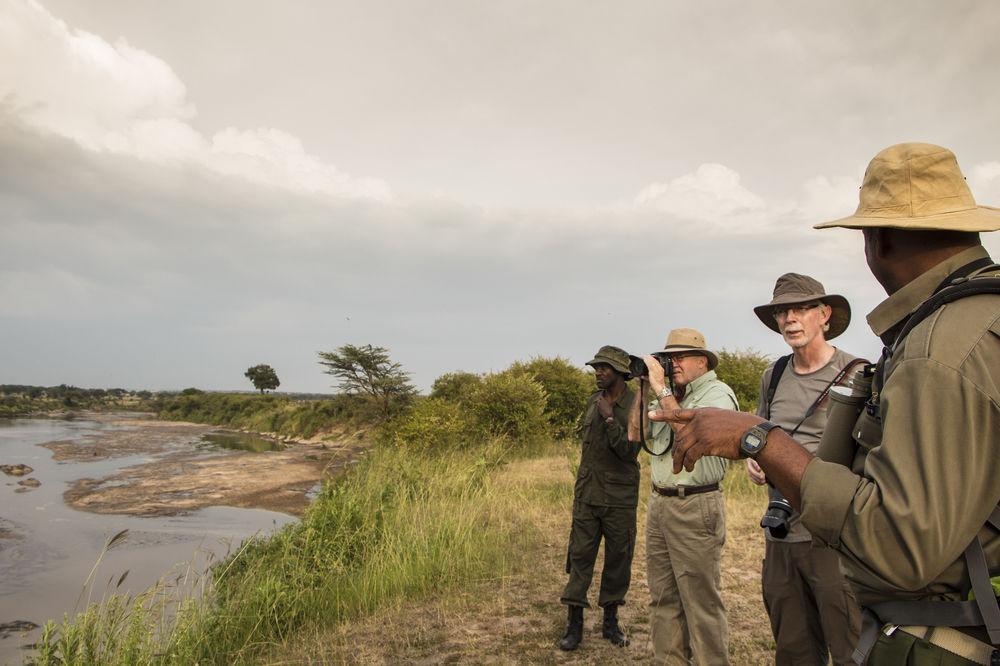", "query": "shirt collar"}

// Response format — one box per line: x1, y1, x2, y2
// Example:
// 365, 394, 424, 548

866, 245, 991, 341
684, 369, 717, 395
